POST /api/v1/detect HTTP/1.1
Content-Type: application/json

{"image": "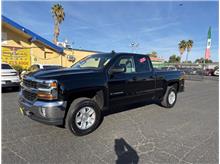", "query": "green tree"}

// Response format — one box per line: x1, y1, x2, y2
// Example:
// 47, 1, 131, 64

194, 58, 202, 63
168, 54, 181, 63
51, 4, 65, 44
185, 40, 194, 62
11, 65, 24, 74
206, 59, 213, 63
149, 51, 158, 58
194, 58, 213, 63
178, 40, 187, 62
183, 60, 192, 63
